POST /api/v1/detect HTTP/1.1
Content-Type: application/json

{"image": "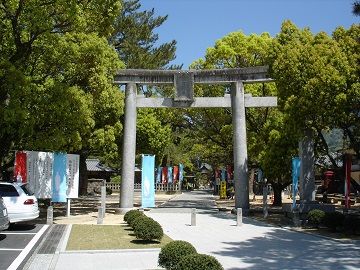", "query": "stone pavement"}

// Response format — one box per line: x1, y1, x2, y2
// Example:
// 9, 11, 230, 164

23, 190, 360, 270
